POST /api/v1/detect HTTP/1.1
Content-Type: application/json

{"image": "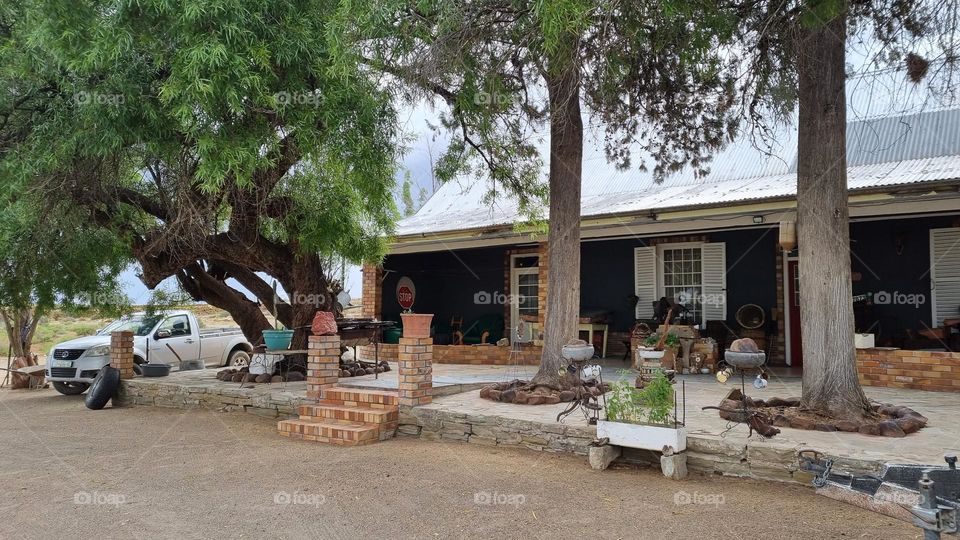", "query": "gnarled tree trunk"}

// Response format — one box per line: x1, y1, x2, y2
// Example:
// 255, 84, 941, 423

1, 307, 42, 388
796, 8, 871, 419
532, 65, 583, 387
